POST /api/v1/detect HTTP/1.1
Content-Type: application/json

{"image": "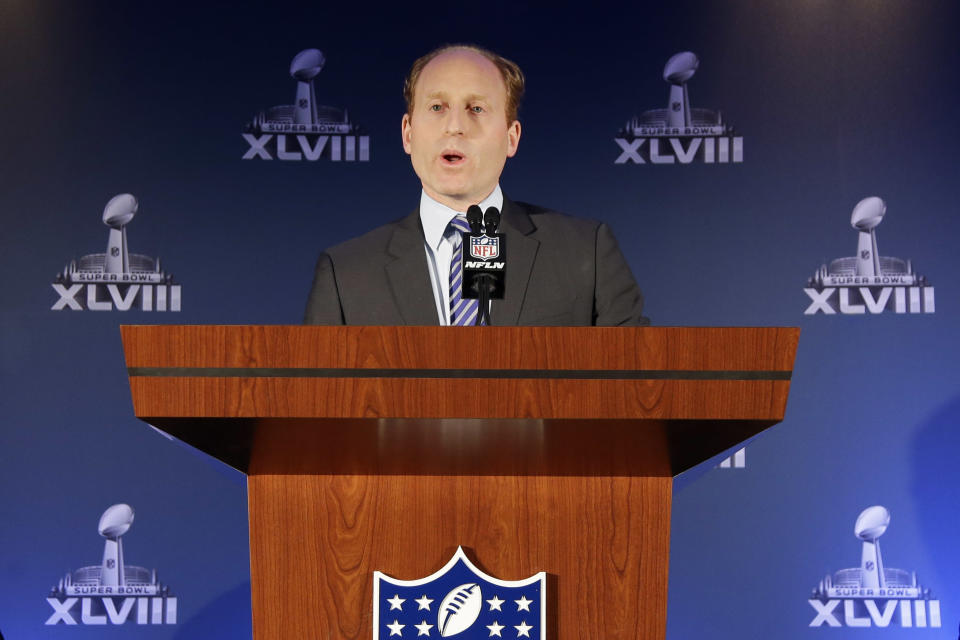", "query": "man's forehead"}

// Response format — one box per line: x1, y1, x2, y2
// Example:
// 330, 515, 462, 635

416, 49, 505, 94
